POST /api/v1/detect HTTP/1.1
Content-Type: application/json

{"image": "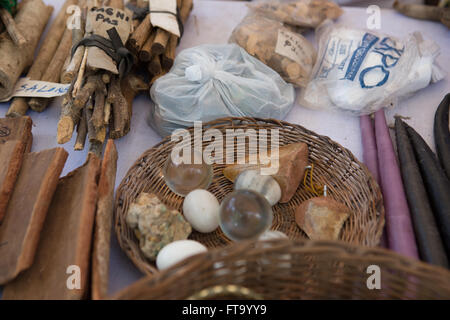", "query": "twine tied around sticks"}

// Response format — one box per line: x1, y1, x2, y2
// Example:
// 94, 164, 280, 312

71, 27, 134, 77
